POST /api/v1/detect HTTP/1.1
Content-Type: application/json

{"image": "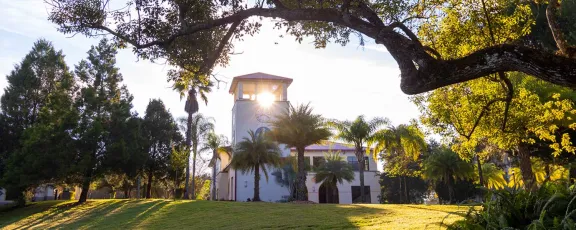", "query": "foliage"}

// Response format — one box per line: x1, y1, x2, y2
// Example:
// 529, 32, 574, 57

475, 163, 507, 190
200, 132, 229, 200
272, 157, 297, 201
370, 121, 426, 203
196, 179, 211, 200
0, 39, 77, 206
72, 38, 136, 203
379, 173, 428, 204
176, 113, 214, 199
329, 115, 389, 203
450, 183, 576, 229
313, 151, 354, 189
422, 145, 476, 203
142, 99, 181, 198
230, 130, 281, 201
270, 103, 330, 201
